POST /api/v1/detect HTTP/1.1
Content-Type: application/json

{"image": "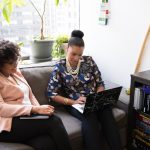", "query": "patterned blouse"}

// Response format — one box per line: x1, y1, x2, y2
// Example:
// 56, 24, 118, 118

47, 56, 104, 100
